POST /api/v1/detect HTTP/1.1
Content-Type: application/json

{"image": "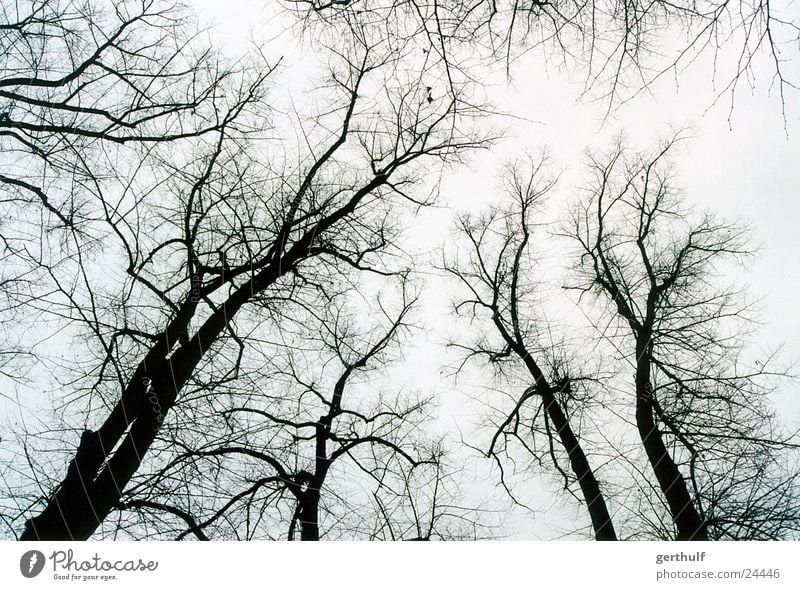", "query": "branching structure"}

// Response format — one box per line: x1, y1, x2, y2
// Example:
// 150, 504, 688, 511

567, 134, 800, 539
6, 7, 486, 540
291, 0, 799, 113
0, 0, 251, 391
110, 284, 472, 540
444, 156, 617, 540
0, 0, 797, 544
